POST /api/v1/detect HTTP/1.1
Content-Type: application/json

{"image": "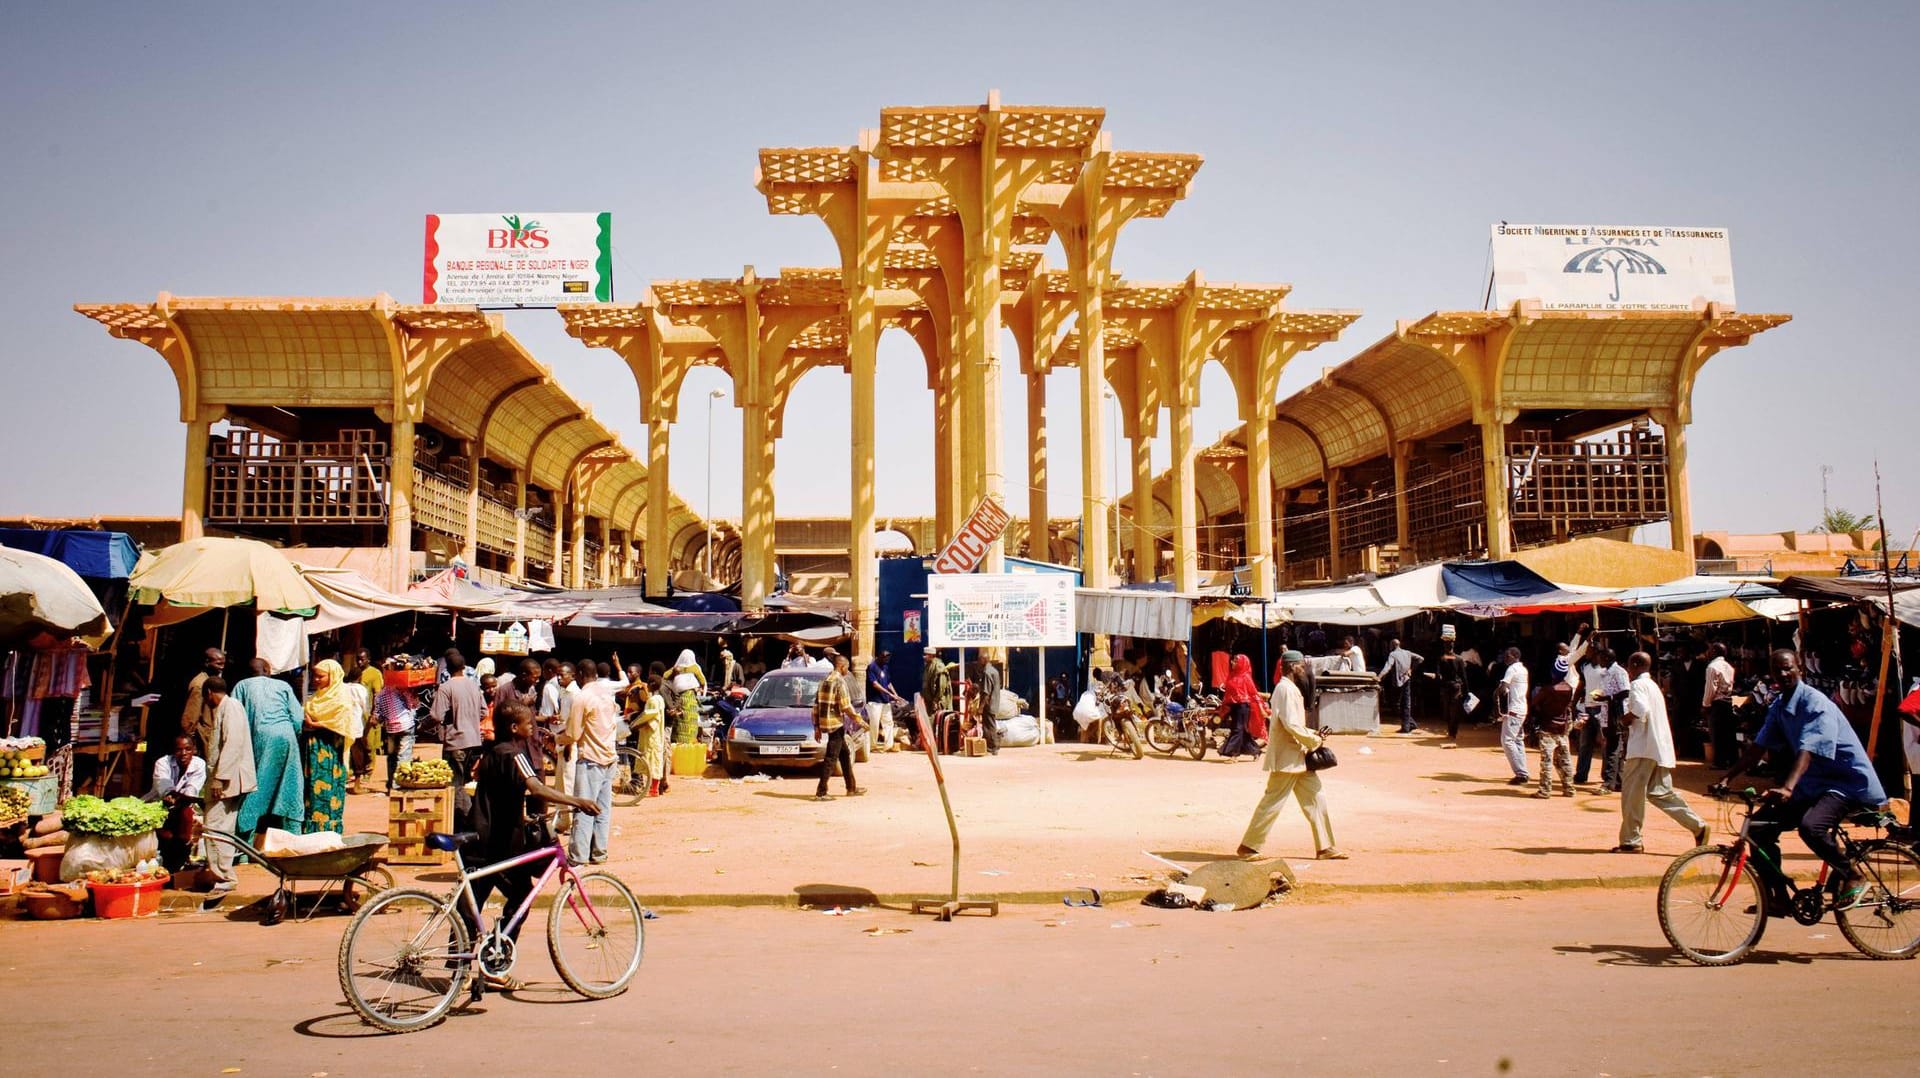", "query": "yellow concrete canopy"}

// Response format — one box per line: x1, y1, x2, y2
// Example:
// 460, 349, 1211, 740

75, 294, 702, 544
